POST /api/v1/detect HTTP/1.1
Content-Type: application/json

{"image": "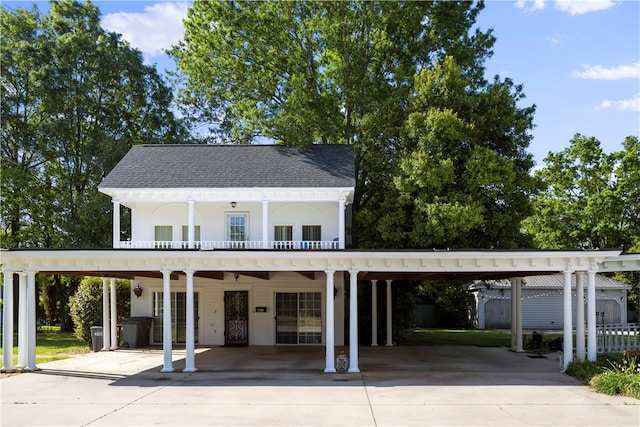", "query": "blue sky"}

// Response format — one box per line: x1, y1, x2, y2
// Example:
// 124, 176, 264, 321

7, 0, 639, 167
